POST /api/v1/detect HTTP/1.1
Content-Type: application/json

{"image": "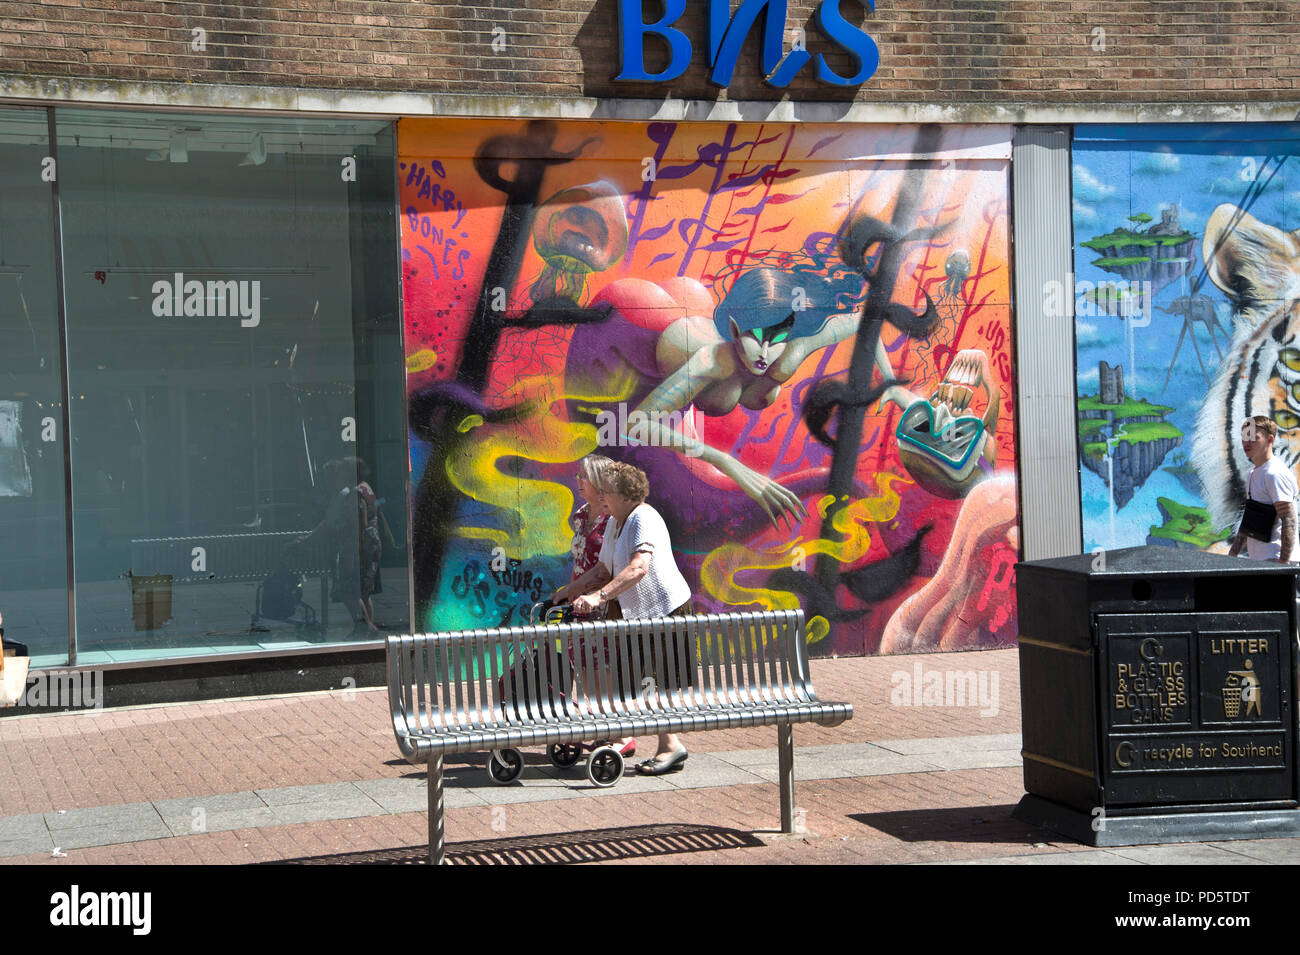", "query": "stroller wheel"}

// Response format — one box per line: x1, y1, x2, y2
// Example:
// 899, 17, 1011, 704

549, 742, 582, 768
487, 748, 524, 784
586, 745, 624, 788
